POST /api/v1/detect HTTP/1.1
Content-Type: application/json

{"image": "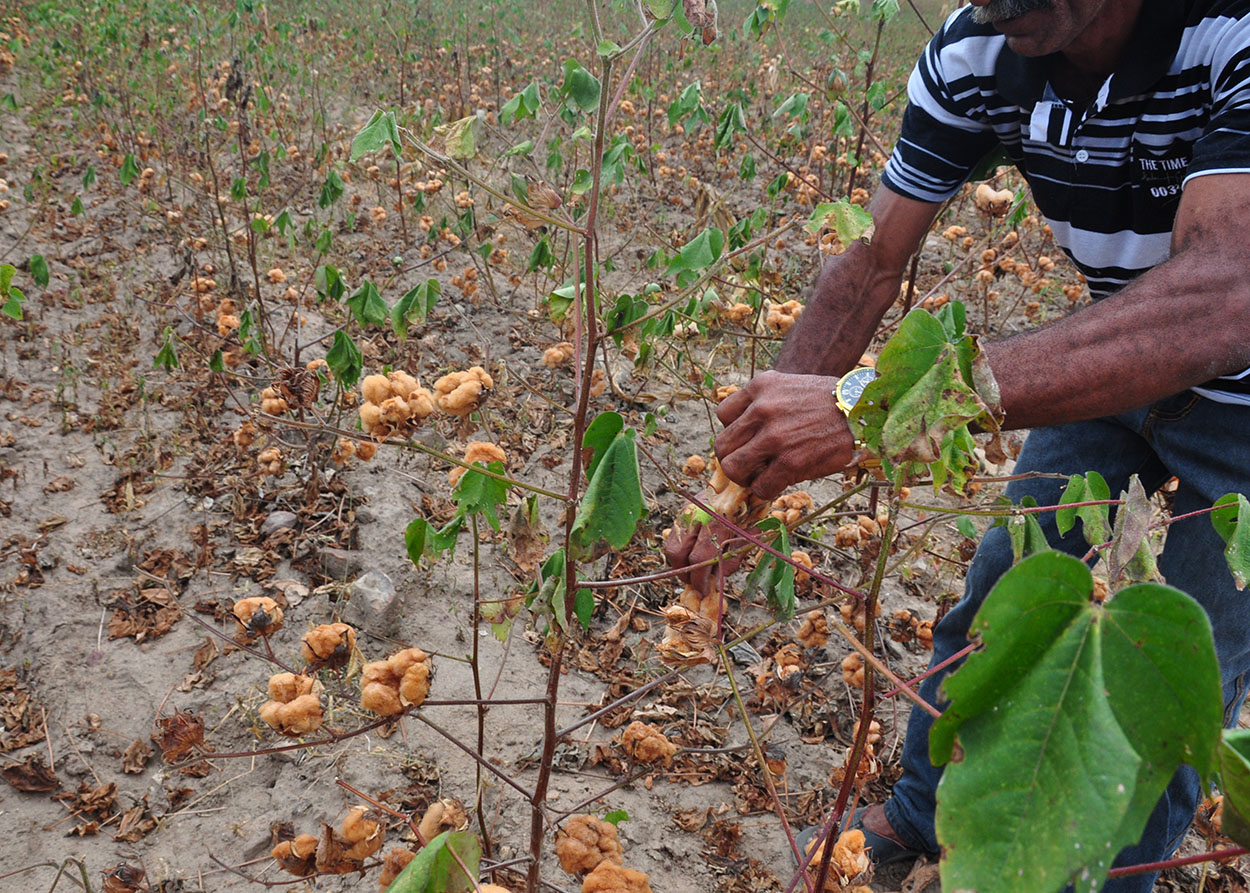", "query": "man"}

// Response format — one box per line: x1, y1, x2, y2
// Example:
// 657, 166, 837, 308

666, 0, 1250, 888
